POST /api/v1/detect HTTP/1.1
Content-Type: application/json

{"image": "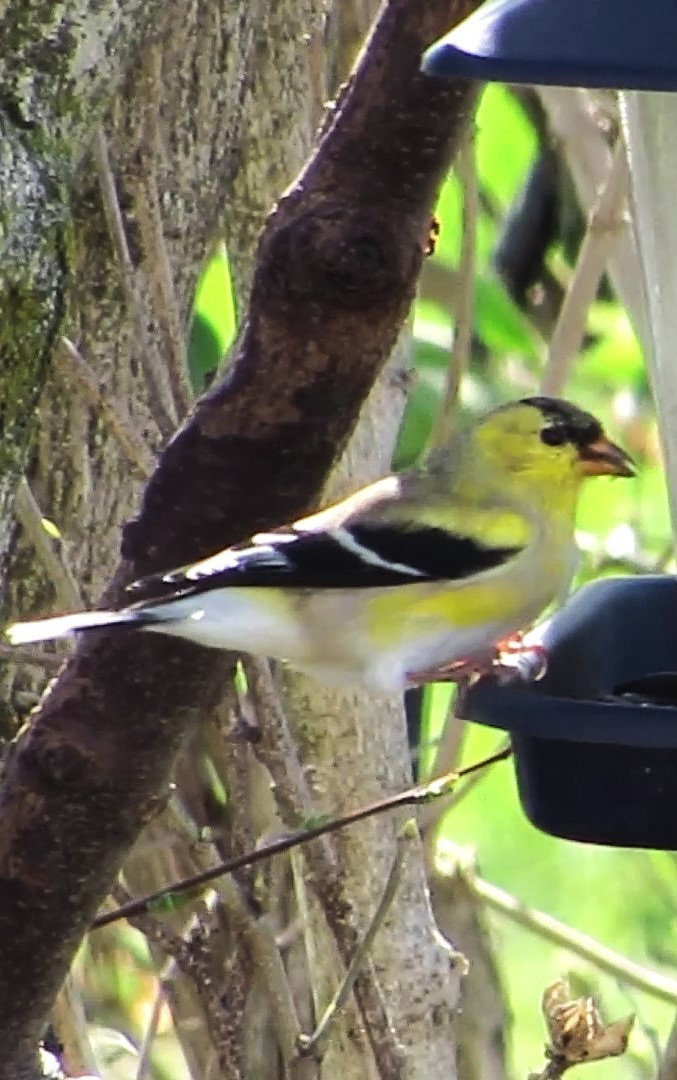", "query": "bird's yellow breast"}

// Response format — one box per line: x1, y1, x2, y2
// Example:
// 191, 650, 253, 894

366, 578, 524, 647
